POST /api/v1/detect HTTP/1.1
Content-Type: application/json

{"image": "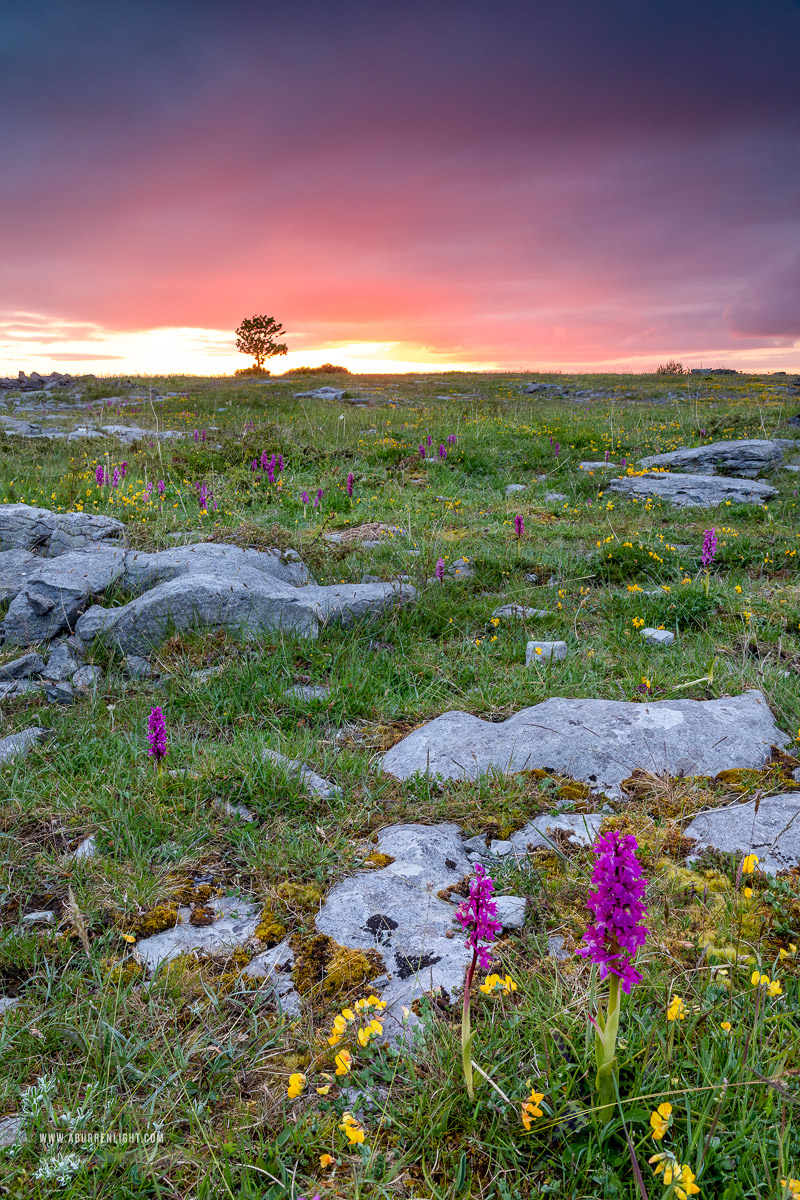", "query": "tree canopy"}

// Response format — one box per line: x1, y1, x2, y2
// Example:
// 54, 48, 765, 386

235, 315, 288, 370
